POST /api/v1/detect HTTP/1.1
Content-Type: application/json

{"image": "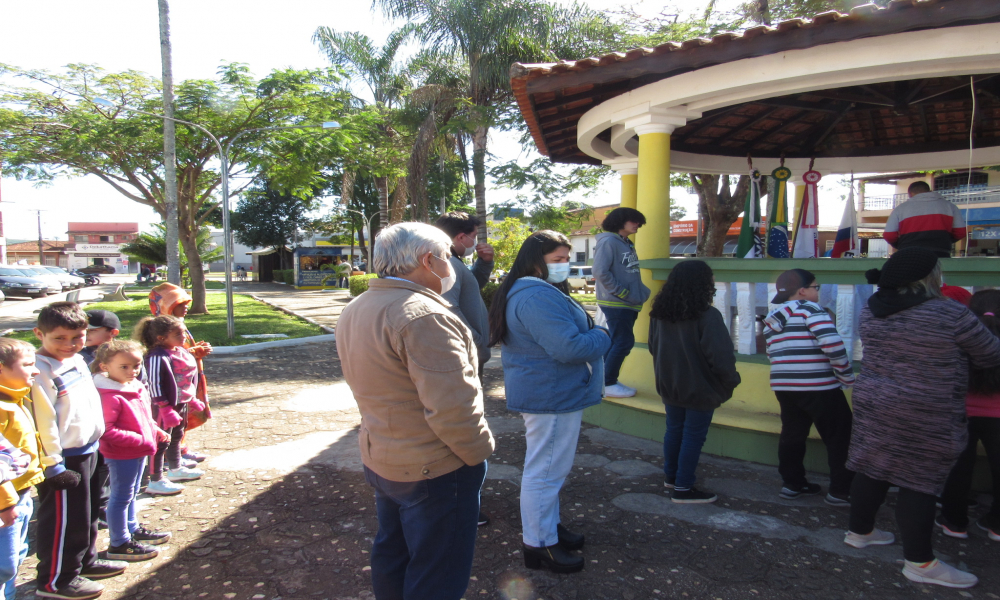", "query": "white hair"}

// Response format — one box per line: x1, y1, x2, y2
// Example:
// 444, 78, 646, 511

373, 222, 452, 278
